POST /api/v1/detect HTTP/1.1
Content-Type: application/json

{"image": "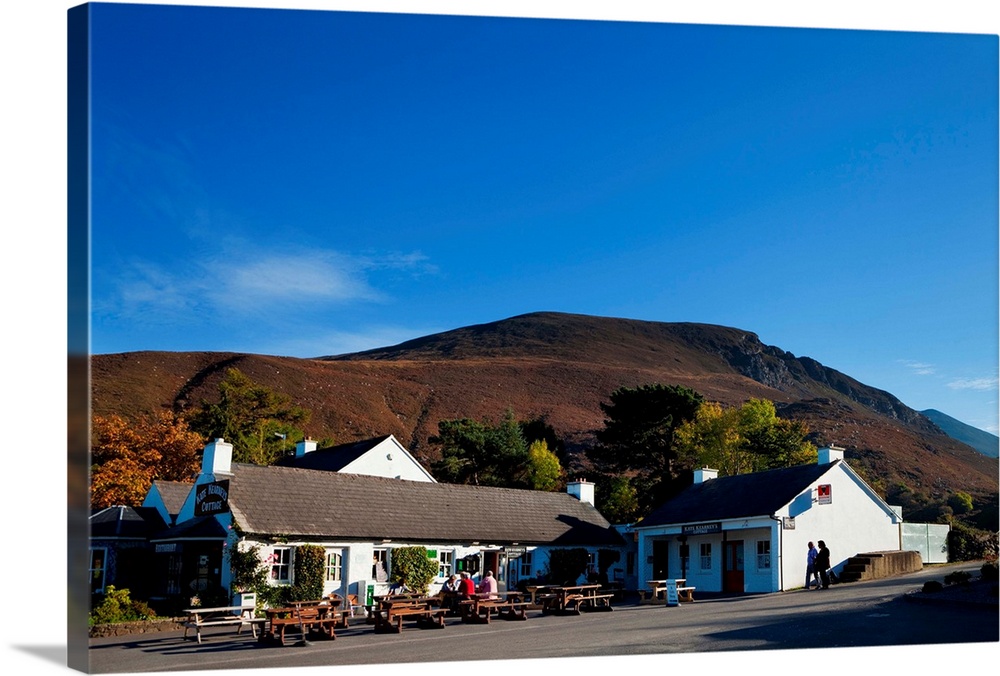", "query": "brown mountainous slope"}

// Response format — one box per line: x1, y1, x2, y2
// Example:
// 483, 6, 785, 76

91, 312, 998, 503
